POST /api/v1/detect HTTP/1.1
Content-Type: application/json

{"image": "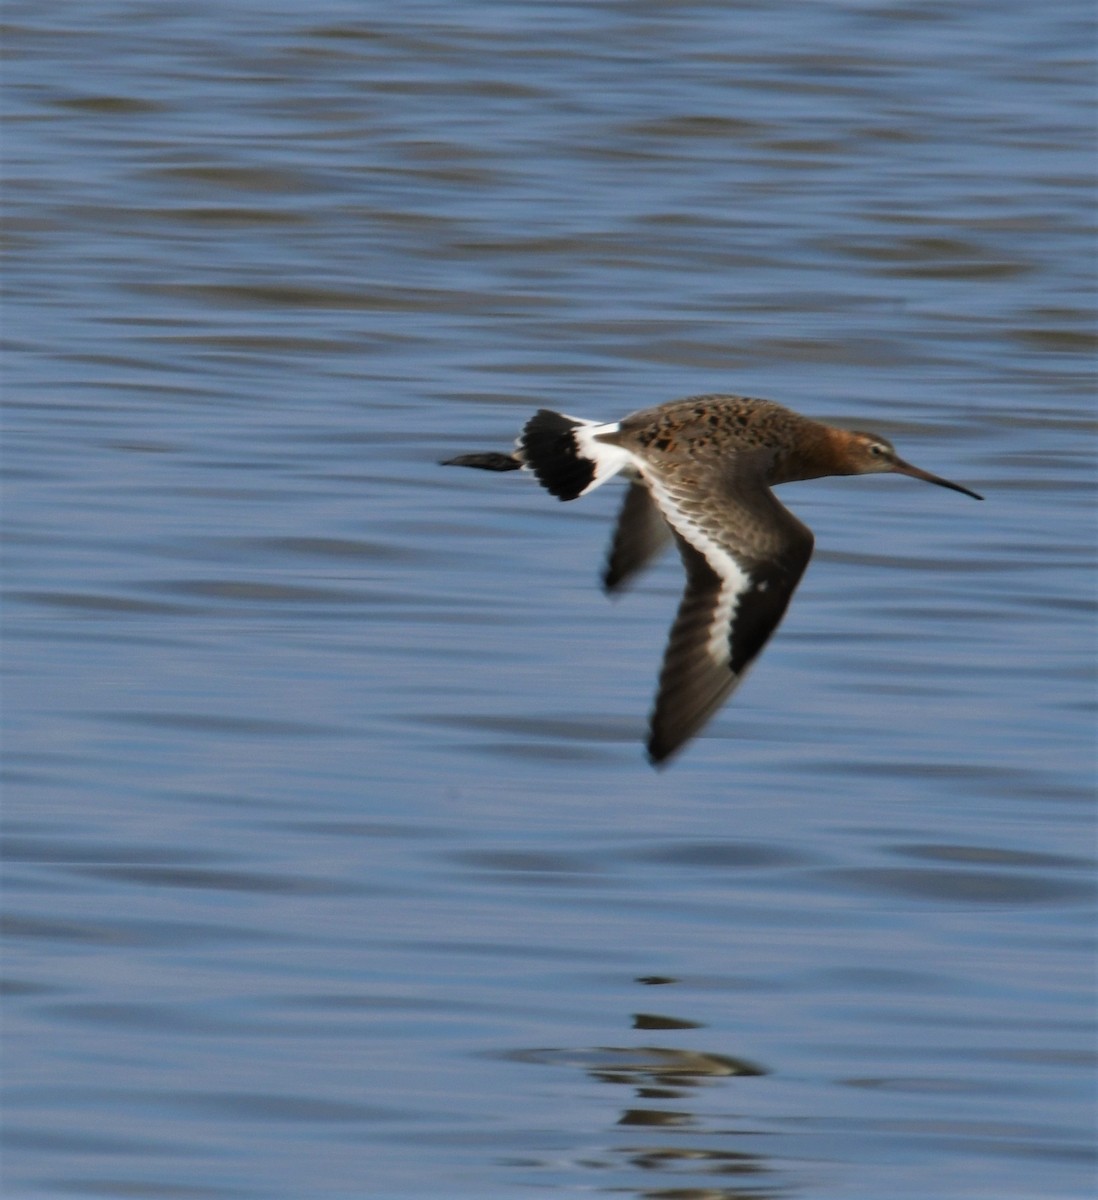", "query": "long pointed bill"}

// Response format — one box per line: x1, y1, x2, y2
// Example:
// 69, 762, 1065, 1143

891, 458, 983, 500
